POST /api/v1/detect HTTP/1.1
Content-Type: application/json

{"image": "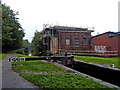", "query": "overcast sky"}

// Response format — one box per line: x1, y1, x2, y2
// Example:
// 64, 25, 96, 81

2, 0, 120, 42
